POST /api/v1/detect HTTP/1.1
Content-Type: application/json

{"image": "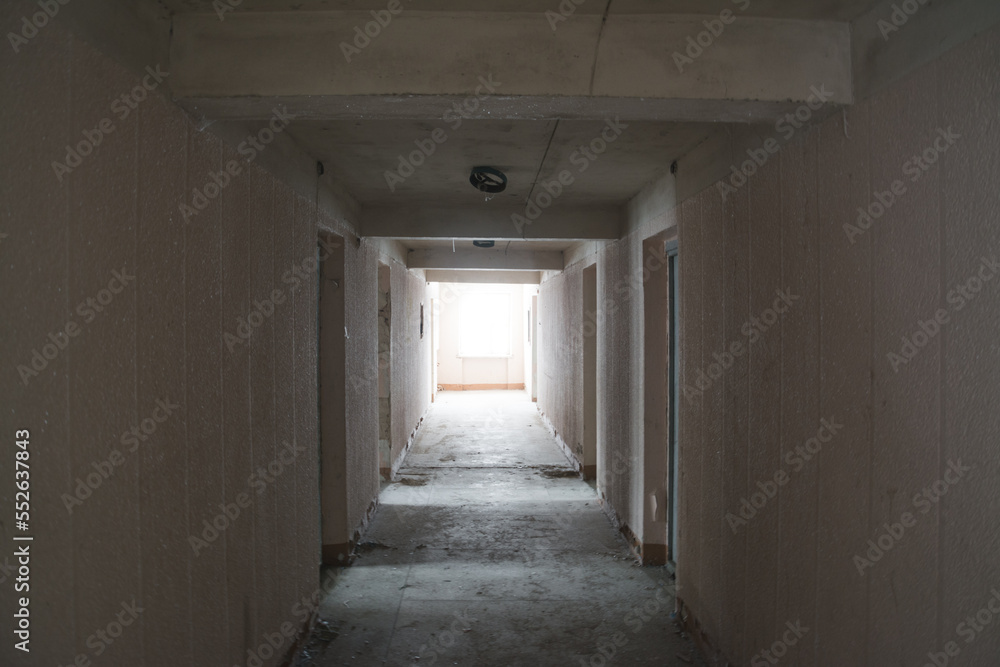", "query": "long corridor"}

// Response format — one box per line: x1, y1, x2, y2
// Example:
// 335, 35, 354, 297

295, 391, 704, 666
